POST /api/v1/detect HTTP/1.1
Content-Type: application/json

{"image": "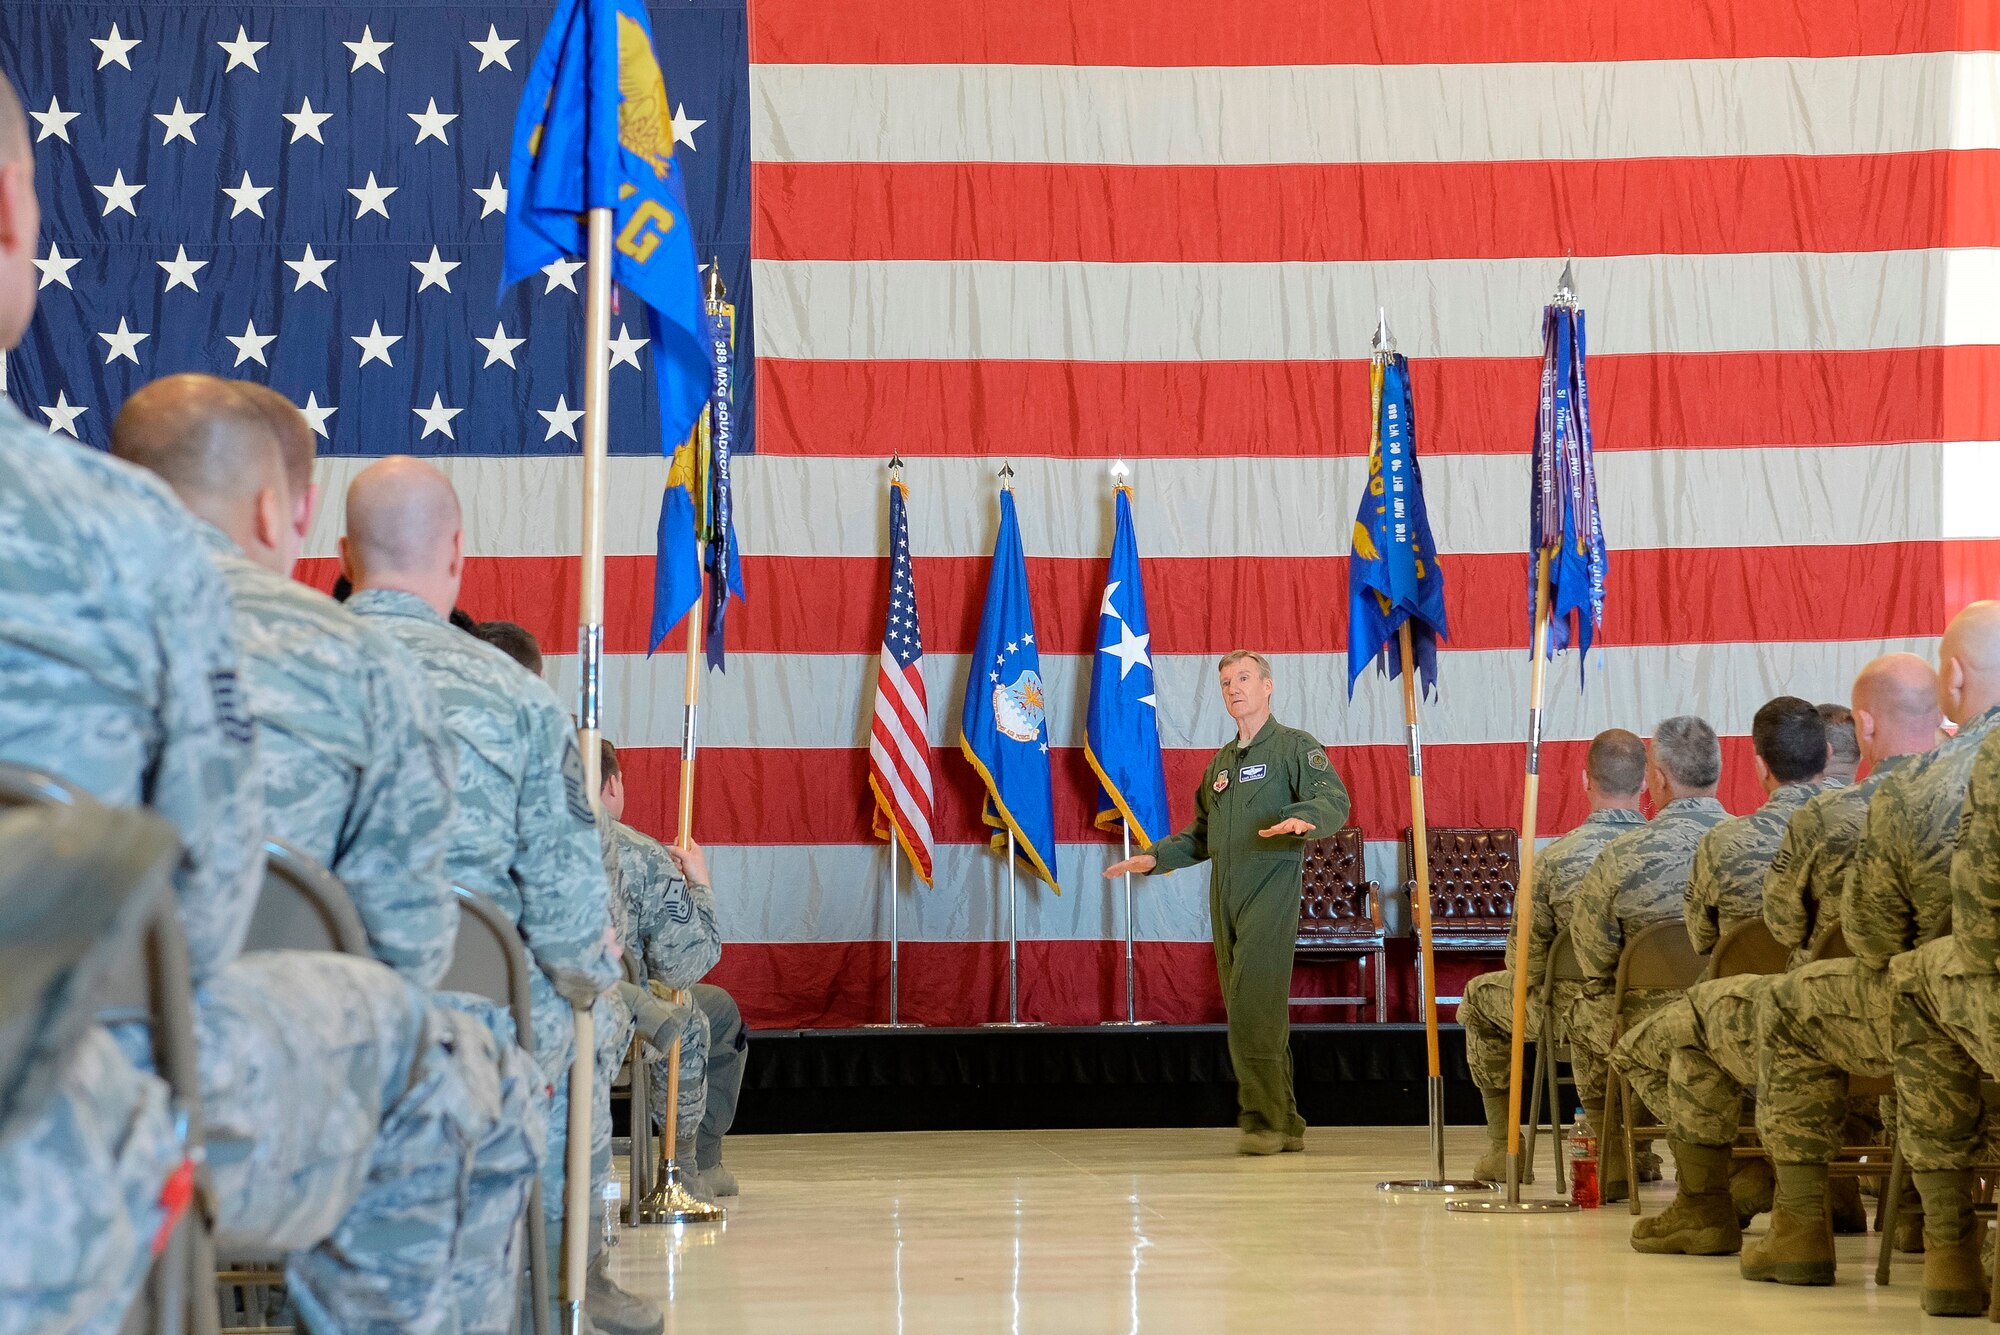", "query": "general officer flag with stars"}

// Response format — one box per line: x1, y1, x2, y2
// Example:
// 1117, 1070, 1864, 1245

0, 5, 754, 465
961, 485, 1060, 893
1347, 351, 1449, 698
1084, 485, 1170, 850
